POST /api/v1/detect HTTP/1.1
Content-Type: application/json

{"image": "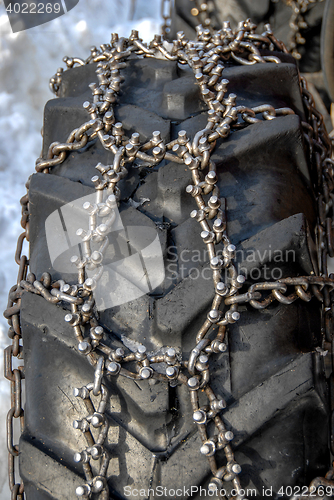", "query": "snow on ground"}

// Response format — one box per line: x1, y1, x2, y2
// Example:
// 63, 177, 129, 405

0, 1, 162, 496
